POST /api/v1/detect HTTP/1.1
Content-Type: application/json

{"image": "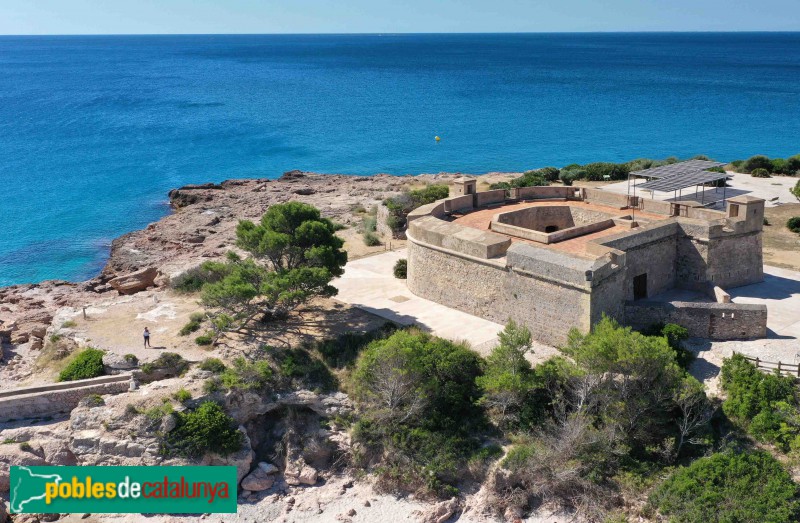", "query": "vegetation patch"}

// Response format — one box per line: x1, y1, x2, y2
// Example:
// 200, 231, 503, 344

179, 312, 205, 336
199, 357, 227, 373
787, 216, 800, 233
205, 357, 272, 393
163, 401, 243, 458
58, 348, 105, 382
649, 450, 799, 522
350, 328, 487, 496
393, 258, 407, 279
720, 353, 800, 451
140, 352, 189, 377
